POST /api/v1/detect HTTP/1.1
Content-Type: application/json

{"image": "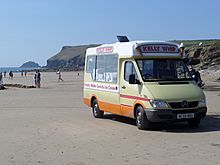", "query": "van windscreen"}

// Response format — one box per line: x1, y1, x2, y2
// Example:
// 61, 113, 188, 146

136, 59, 192, 81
